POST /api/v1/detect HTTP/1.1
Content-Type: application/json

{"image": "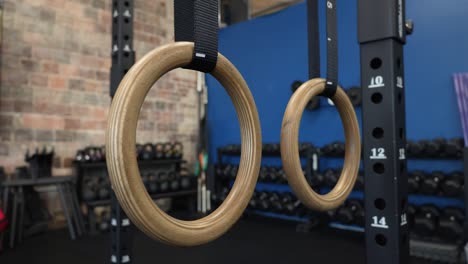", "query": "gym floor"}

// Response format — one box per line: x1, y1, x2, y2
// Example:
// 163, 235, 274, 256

0, 217, 427, 264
